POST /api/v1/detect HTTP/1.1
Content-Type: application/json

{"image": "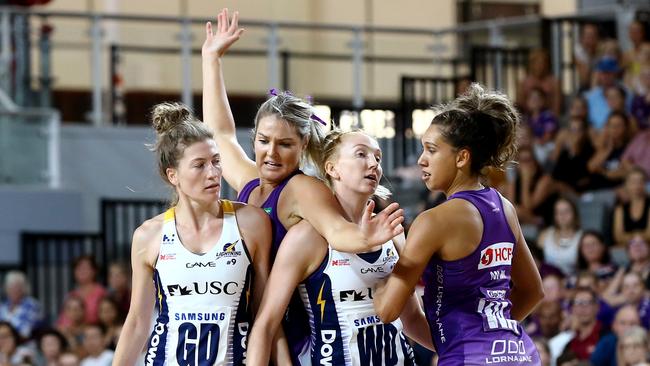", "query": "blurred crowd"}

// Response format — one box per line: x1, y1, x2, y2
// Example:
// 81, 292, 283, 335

1, 20, 650, 366
0, 257, 130, 366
